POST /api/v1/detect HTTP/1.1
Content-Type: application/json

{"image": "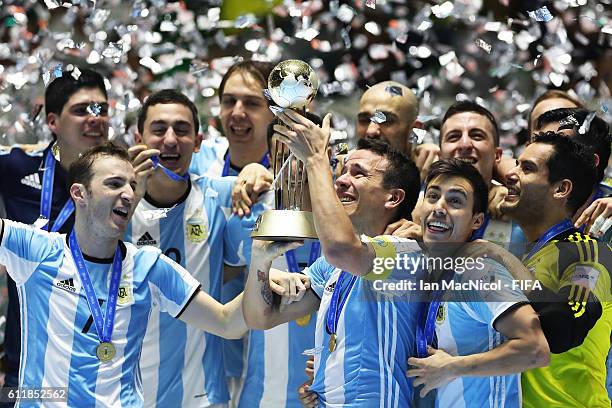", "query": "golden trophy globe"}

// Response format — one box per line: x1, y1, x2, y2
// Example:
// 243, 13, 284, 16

251, 60, 320, 241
